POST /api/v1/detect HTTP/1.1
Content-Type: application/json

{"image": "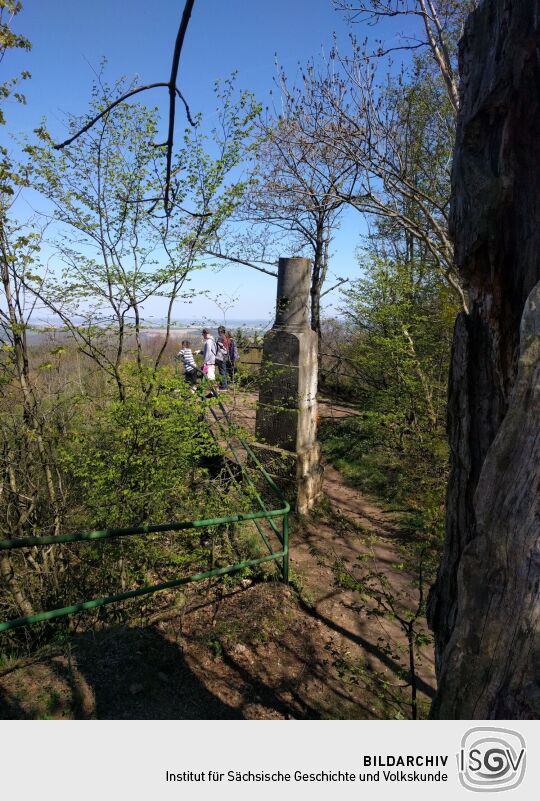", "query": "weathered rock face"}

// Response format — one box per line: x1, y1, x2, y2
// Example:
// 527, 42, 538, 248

428, 0, 540, 718
433, 281, 540, 718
